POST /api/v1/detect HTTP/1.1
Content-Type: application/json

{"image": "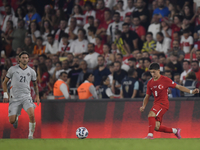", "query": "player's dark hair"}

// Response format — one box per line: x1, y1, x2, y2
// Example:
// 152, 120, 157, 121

19, 51, 29, 58
149, 63, 160, 70
128, 57, 136, 62
101, 76, 108, 85
84, 72, 92, 81
128, 68, 135, 77
60, 71, 68, 77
